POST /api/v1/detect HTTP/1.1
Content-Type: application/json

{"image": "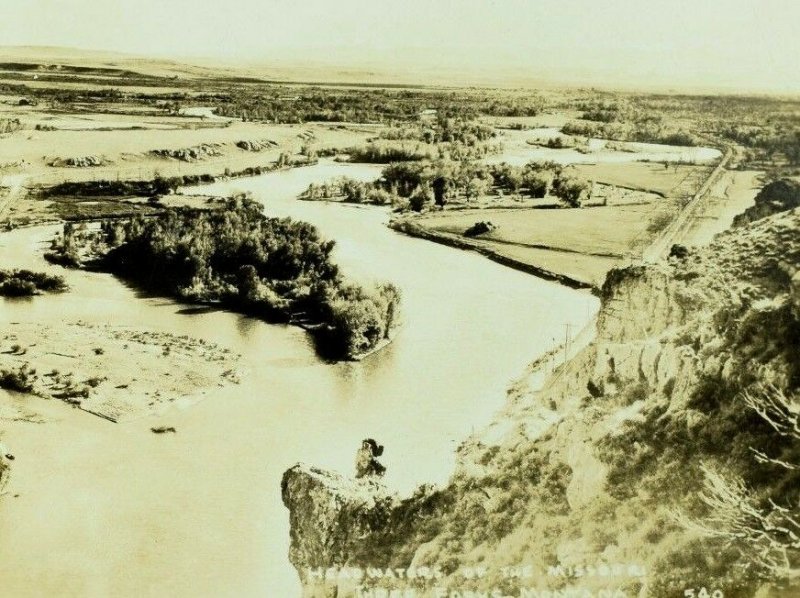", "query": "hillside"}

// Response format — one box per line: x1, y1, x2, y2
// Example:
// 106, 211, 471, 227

0, 45, 243, 81
283, 207, 800, 597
